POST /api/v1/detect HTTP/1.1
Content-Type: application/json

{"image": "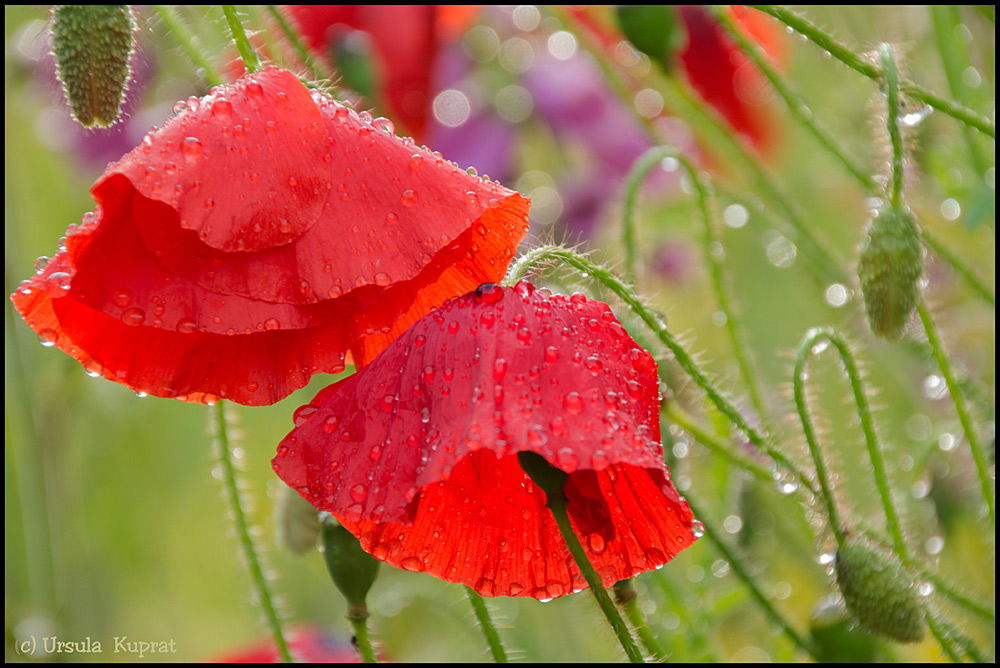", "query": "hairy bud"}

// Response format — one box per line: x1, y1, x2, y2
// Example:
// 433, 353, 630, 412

616, 5, 687, 73
51, 5, 135, 127
835, 539, 926, 643
857, 204, 923, 339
